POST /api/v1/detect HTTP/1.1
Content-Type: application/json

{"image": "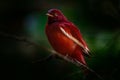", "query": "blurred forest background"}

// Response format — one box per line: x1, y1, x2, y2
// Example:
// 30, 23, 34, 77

0, 0, 120, 80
